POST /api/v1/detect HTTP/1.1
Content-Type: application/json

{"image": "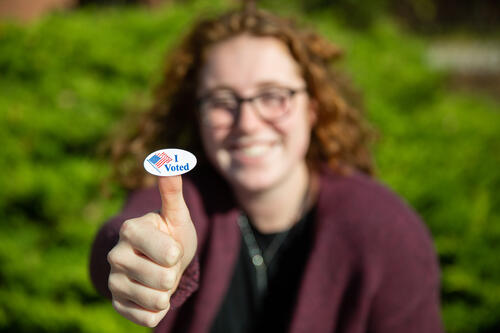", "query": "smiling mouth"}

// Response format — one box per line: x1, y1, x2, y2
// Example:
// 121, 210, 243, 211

229, 141, 276, 158
240, 144, 272, 157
